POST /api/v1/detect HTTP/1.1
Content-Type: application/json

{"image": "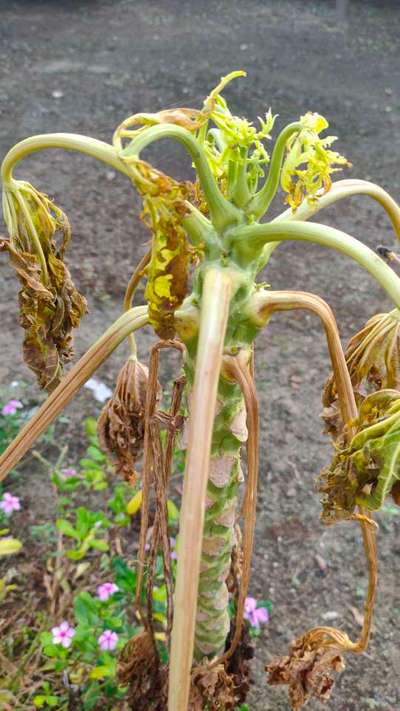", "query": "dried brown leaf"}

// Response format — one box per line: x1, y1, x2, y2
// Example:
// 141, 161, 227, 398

97, 357, 159, 482
267, 633, 345, 710
118, 630, 167, 709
